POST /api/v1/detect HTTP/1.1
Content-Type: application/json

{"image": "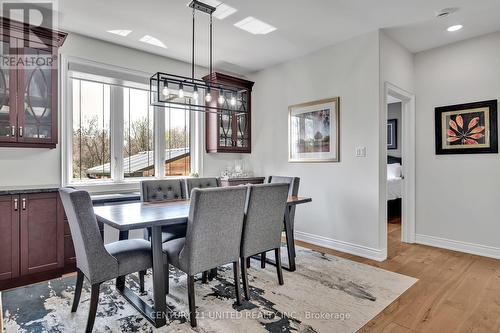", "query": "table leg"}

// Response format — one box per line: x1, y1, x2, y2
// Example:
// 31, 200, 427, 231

283, 206, 296, 271
151, 225, 167, 327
